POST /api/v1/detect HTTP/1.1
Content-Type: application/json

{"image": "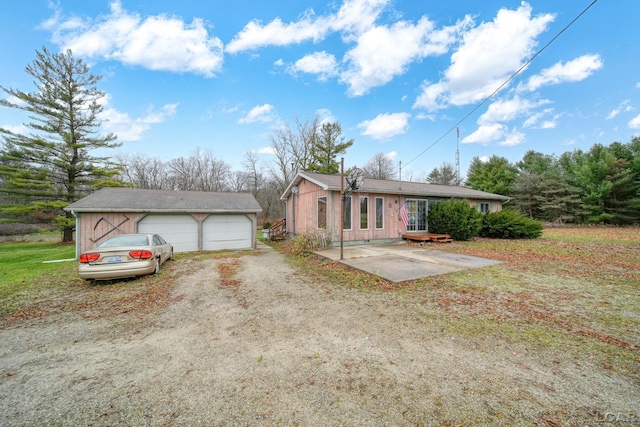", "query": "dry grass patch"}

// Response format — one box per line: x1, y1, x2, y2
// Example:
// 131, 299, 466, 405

275, 227, 640, 380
